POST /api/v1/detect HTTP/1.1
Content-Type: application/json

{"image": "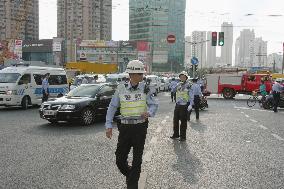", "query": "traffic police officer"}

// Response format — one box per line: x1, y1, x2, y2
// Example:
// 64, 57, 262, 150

105, 60, 158, 189
188, 77, 202, 120
170, 71, 191, 141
